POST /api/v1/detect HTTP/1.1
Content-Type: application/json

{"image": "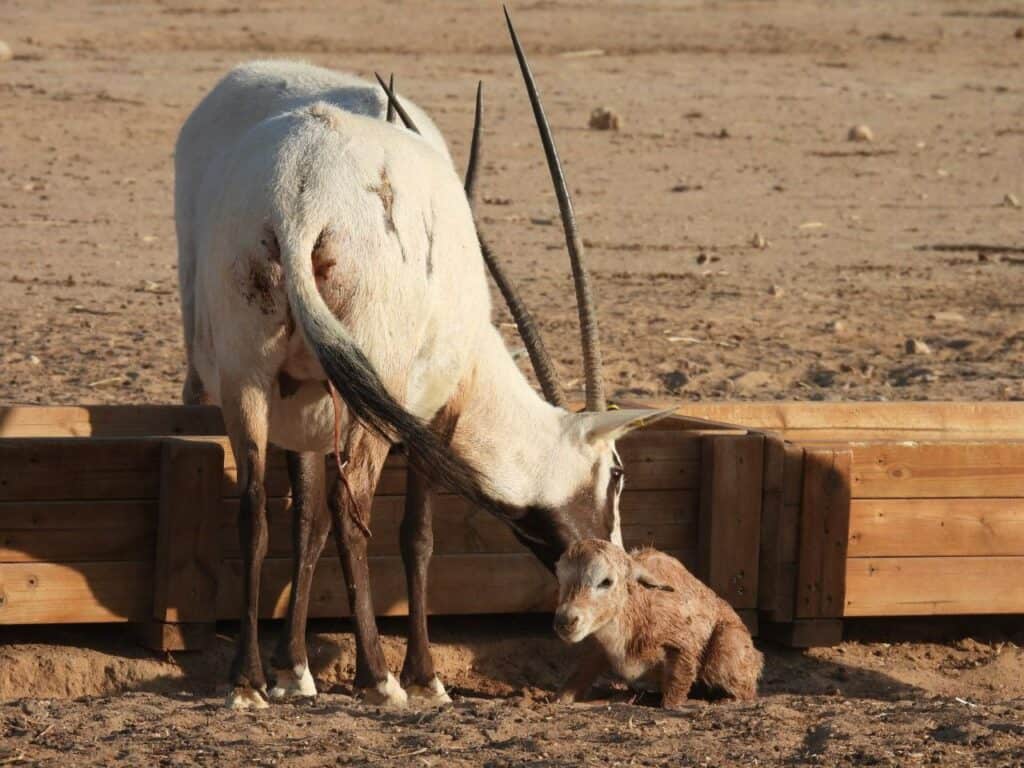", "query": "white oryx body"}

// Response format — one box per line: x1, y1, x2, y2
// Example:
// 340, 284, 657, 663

175, 34, 670, 710
176, 60, 625, 519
